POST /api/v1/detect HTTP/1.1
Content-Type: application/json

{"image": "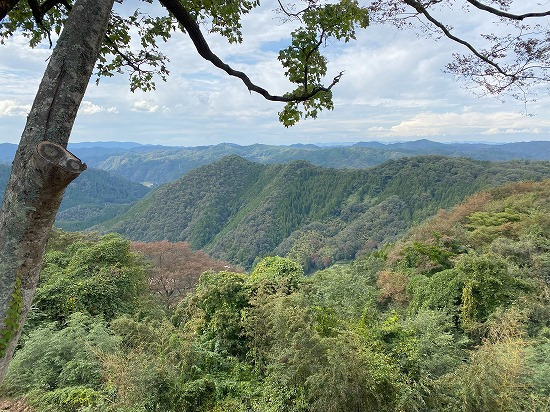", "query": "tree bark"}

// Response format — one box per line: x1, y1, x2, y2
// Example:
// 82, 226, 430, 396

0, 0, 114, 382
